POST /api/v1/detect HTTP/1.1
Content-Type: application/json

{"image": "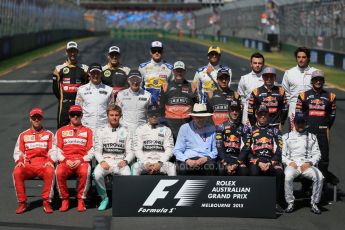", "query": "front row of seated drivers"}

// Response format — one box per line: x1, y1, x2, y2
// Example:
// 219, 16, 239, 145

13, 103, 323, 215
